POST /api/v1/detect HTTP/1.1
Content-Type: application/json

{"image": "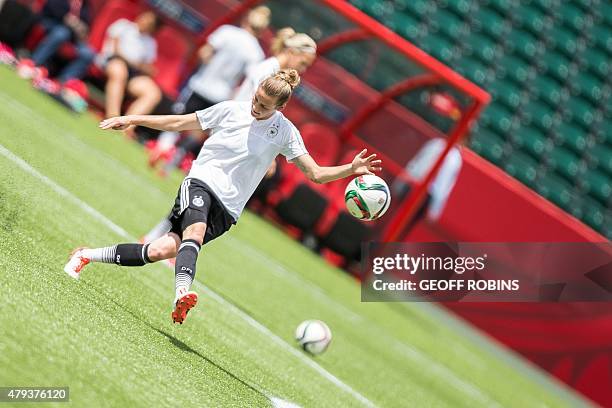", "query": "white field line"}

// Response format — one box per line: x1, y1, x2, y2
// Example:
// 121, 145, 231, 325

0, 88, 497, 406
0, 142, 376, 408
